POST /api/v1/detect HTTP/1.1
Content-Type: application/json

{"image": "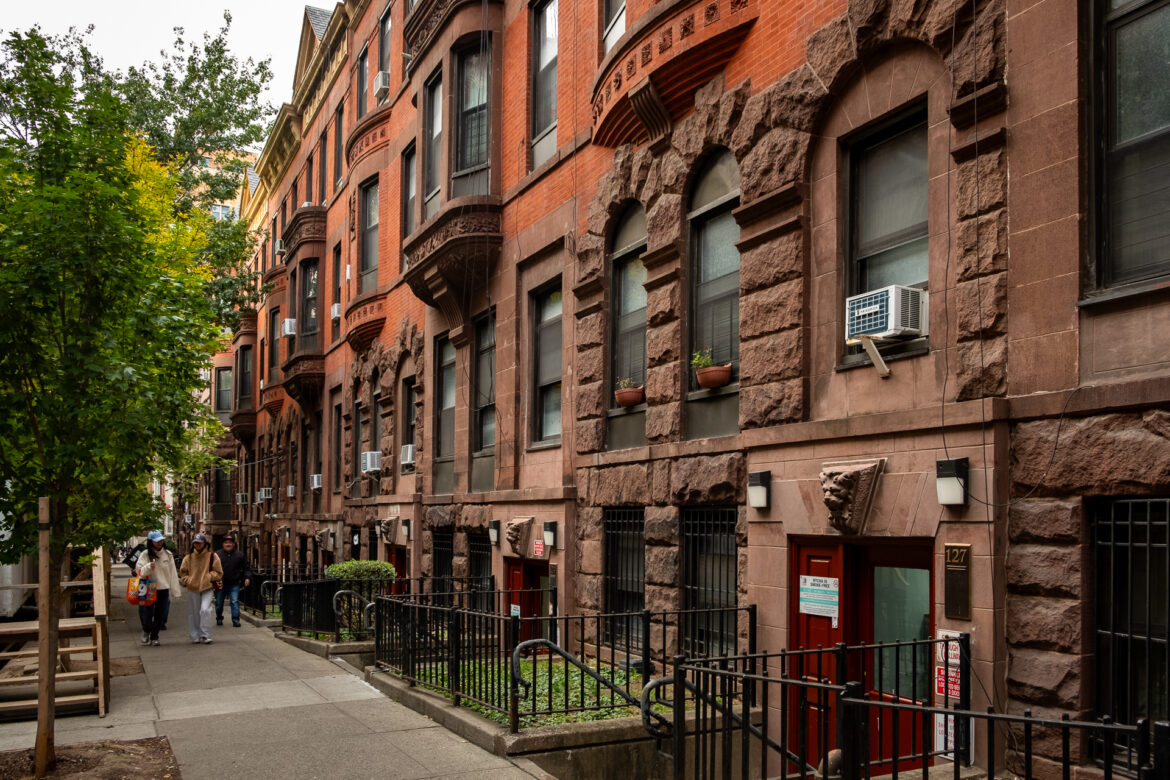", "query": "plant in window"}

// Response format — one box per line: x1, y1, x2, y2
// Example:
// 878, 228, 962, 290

613, 376, 643, 407
691, 346, 731, 389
